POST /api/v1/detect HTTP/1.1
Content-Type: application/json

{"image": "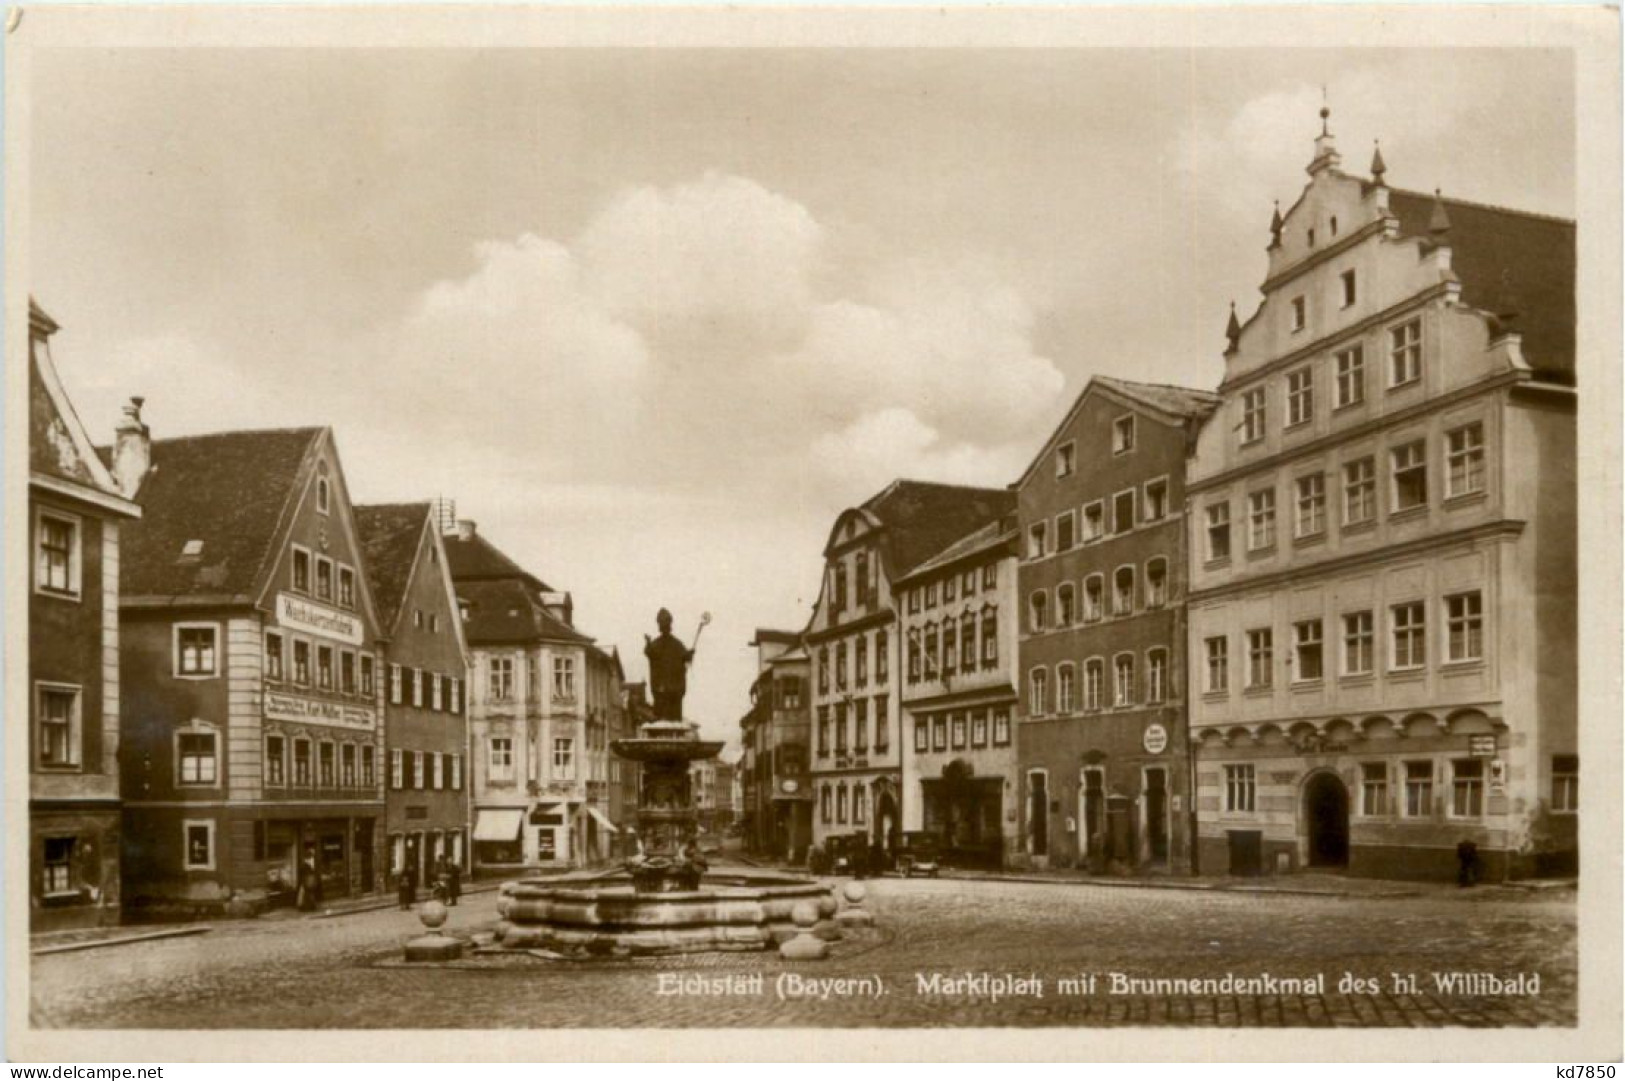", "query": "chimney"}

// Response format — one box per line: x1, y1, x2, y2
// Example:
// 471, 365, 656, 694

113, 397, 151, 498
456, 519, 477, 540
